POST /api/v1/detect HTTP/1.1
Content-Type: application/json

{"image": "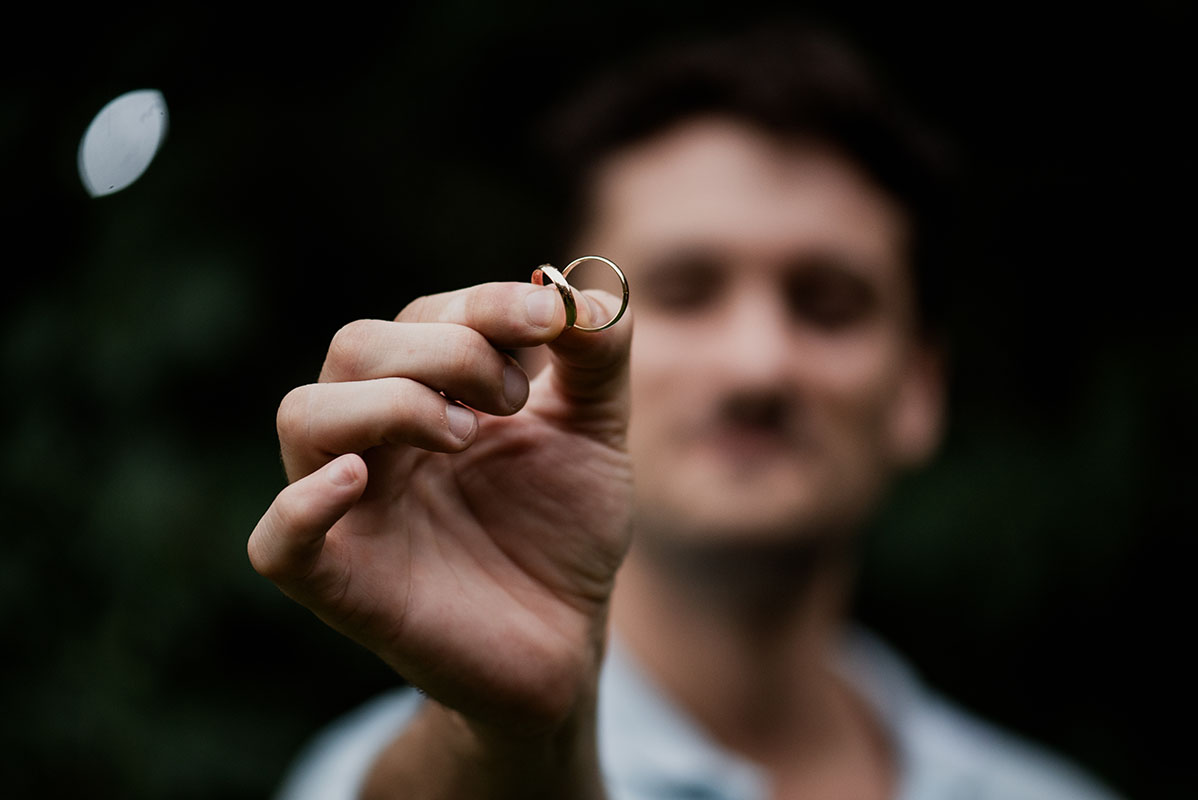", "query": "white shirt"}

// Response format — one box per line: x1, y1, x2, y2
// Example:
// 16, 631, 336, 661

276, 630, 1119, 800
